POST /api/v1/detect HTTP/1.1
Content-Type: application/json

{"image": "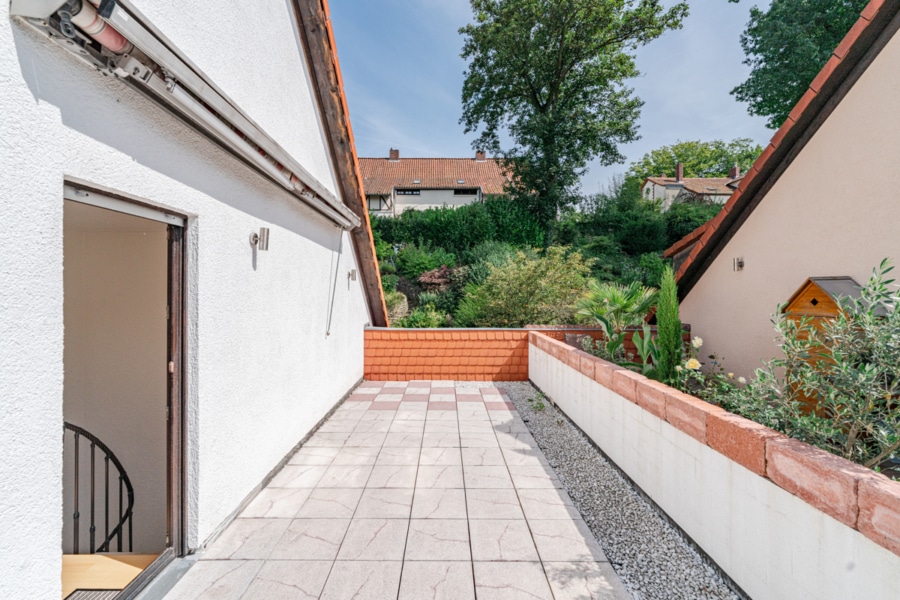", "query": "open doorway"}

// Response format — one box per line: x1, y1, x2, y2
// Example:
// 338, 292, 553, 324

62, 190, 184, 599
